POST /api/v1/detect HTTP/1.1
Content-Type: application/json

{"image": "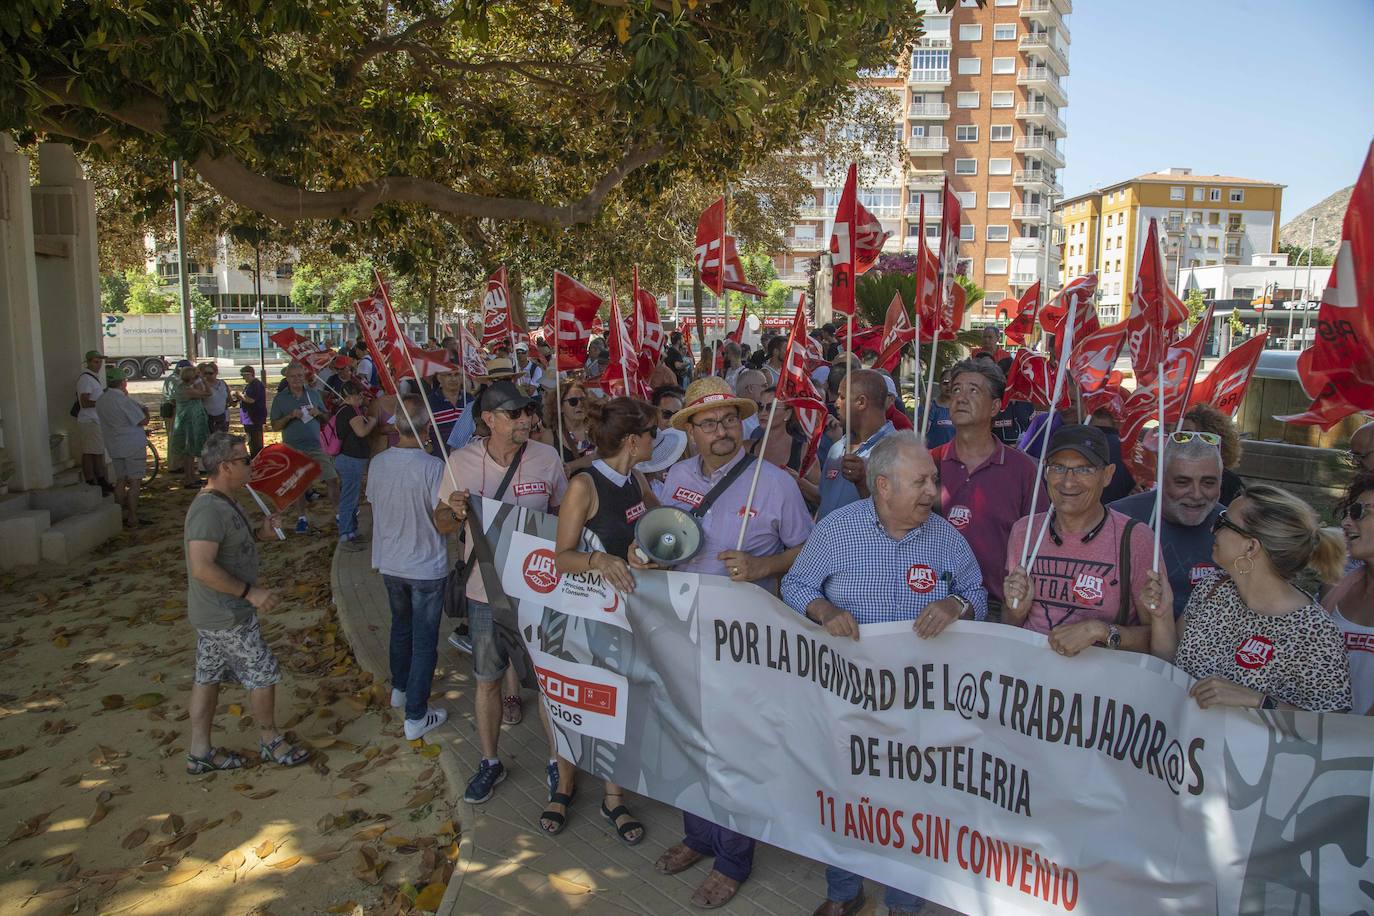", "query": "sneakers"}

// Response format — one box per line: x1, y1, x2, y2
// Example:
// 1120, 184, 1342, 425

390, 688, 405, 709
295, 516, 309, 534
463, 759, 507, 804
447, 628, 473, 655
403, 706, 448, 741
